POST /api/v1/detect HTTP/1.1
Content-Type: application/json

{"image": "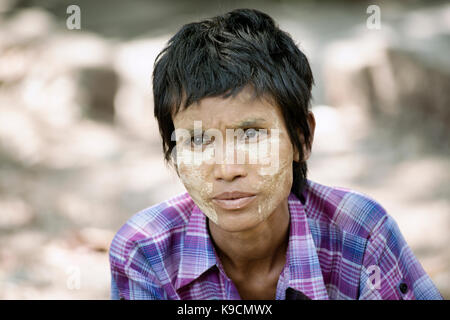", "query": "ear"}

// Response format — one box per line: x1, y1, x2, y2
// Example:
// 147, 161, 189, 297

294, 111, 316, 162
